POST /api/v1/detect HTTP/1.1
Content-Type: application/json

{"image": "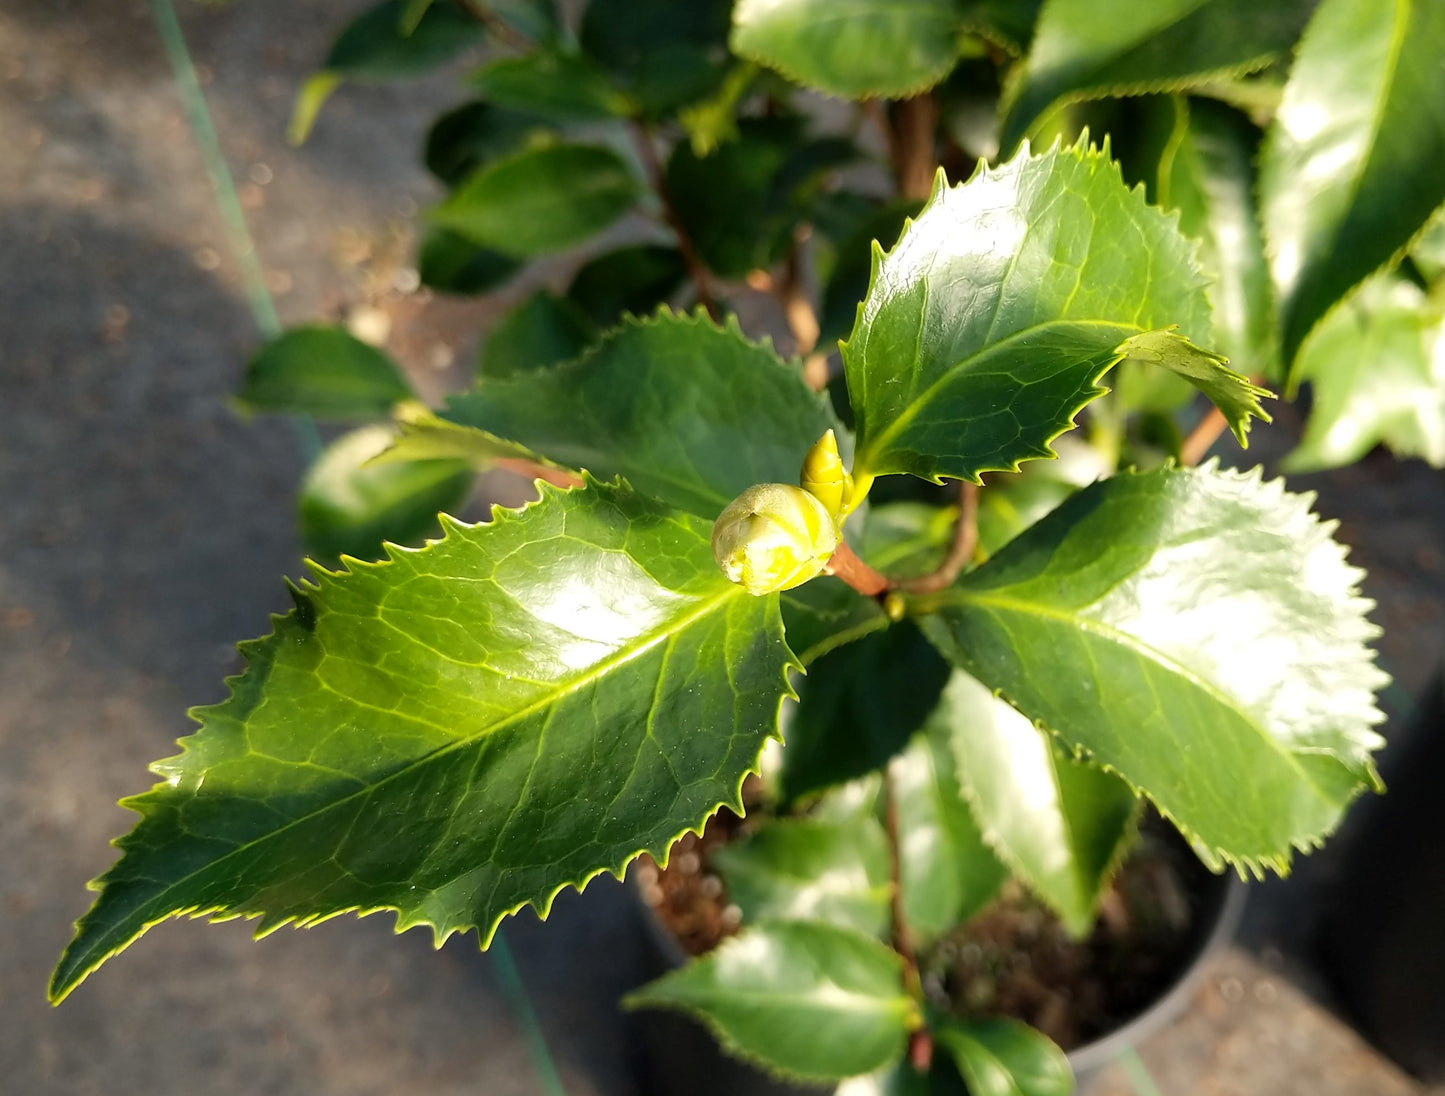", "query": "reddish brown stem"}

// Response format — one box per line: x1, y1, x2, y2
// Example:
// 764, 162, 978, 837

883, 763, 926, 1007
900, 481, 978, 594
631, 125, 720, 321
495, 458, 583, 489
887, 94, 940, 202
1180, 407, 1229, 466
823, 539, 891, 597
